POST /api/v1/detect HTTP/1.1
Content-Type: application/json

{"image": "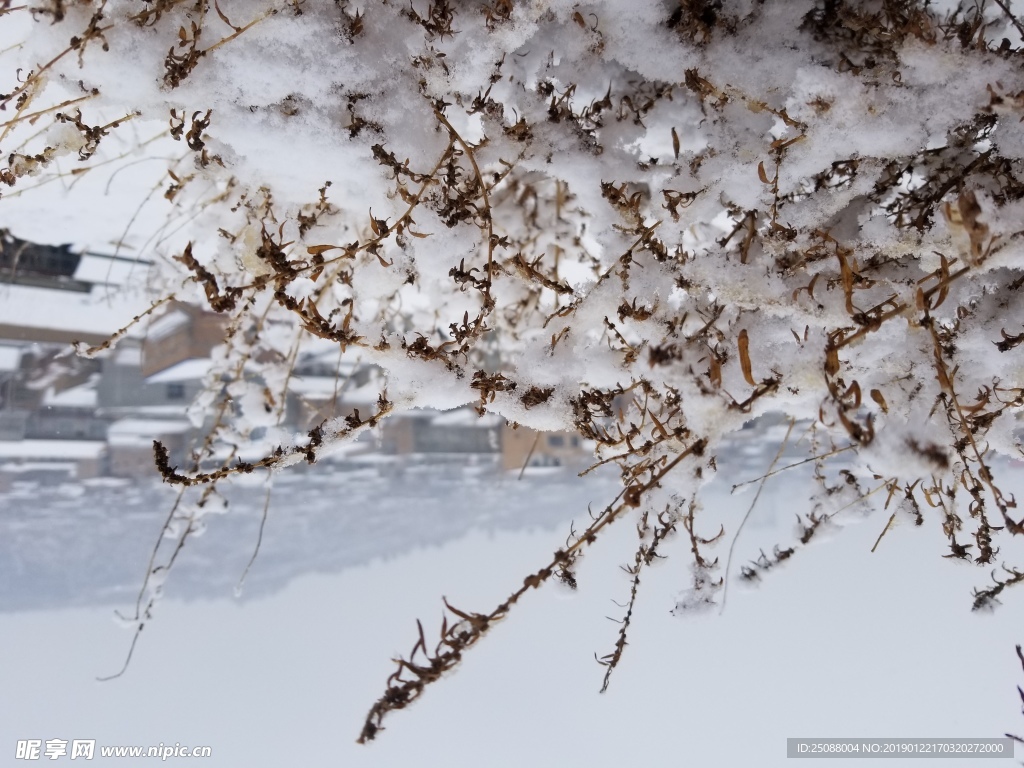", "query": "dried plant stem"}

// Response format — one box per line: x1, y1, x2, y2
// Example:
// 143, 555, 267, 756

103, 296, 283, 679
358, 436, 705, 743
242, 138, 456, 289
124, 487, 187, 627
929, 323, 1022, 533
839, 480, 893, 516
1008, 644, 1024, 745
721, 418, 795, 614
202, 8, 278, 57
831, 260, 972, 352
0, 19, 114, 117
871, 509, 899, 553
992, 0, 1024, 40
730, 443, 854, 492
3, 130, 169, 199
0, 78, 42, 146
100, 475, 230, 681
104, 173, 175, 303
434, 107, 495, 304
153, 394, 393, 486
517, 431, 541, 480
0, 93, 96, 130
236, 483, 273, 596
74, 293, 177, 357
580, 427, 679, 476
598, 507, 678, 692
